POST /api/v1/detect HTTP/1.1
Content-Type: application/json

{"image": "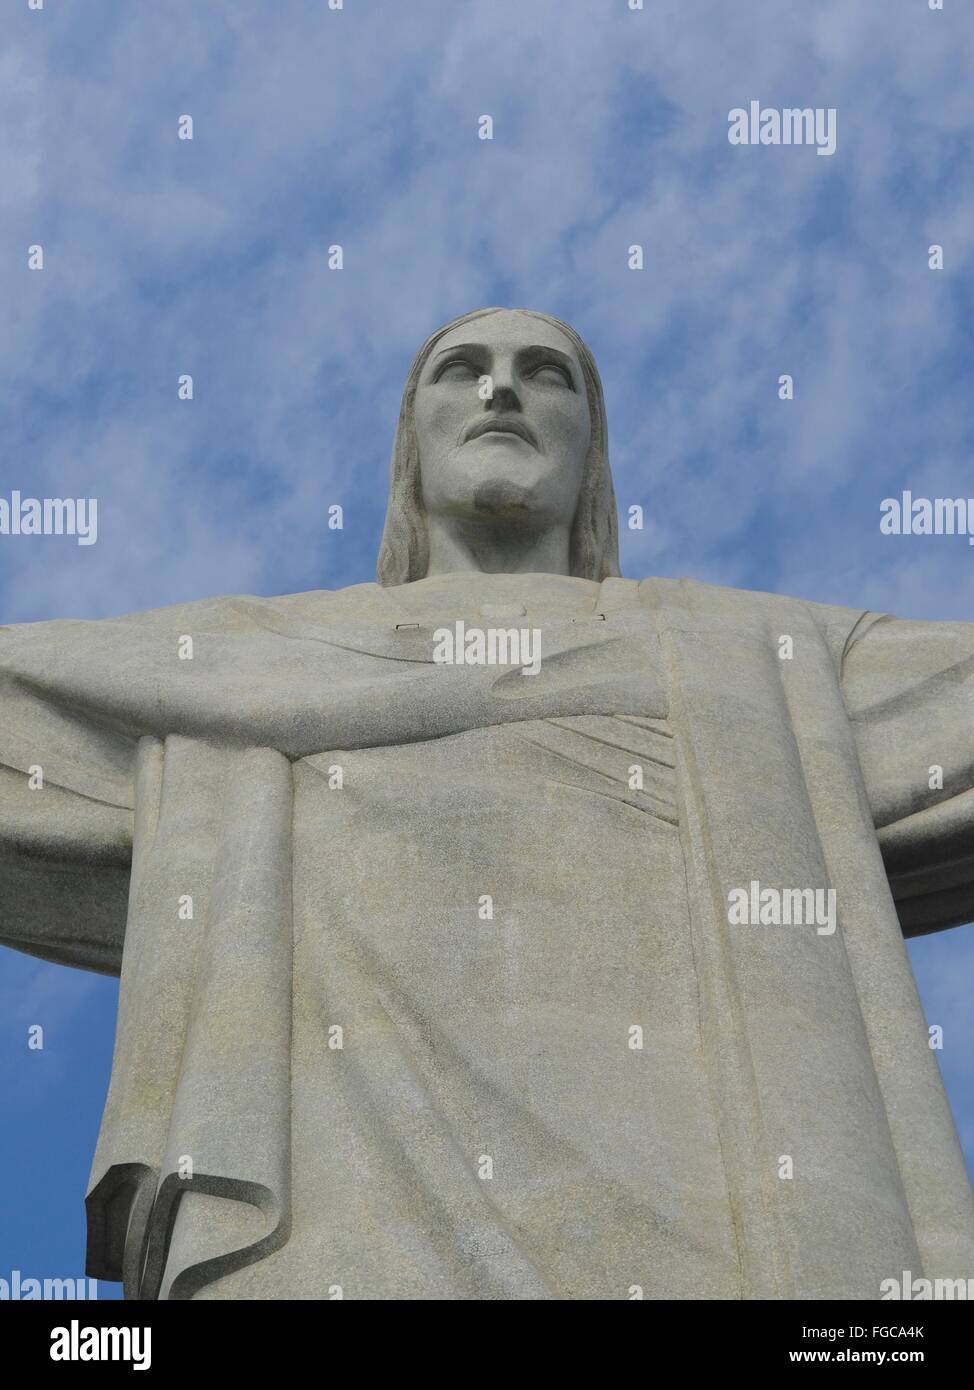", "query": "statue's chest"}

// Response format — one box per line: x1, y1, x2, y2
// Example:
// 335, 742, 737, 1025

308, 604, 670, 753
